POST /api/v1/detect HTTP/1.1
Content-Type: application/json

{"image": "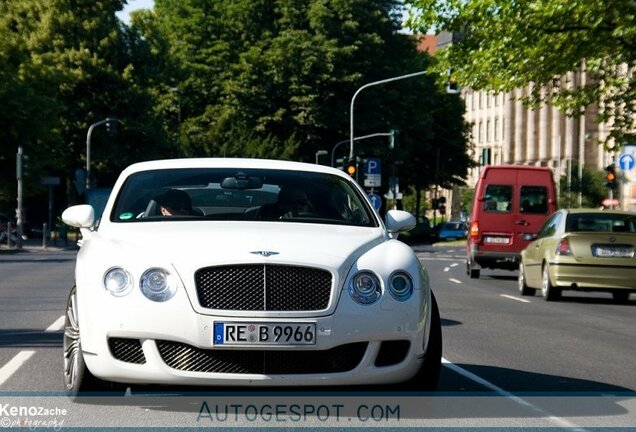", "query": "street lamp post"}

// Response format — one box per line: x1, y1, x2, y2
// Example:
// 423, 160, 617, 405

332, 132, 394, 167
315, 150, 328, 164
171, 87, 182, 150
349, 71, 427, 159
86, 117, 122, 192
